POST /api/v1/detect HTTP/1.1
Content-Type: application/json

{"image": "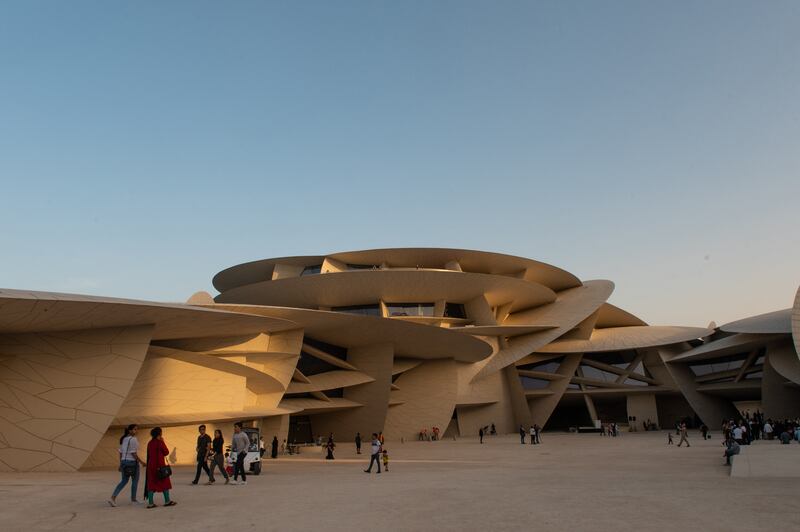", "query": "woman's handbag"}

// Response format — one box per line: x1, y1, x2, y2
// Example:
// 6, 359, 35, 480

157, 465, 172, 479
120, 437, 137, 477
